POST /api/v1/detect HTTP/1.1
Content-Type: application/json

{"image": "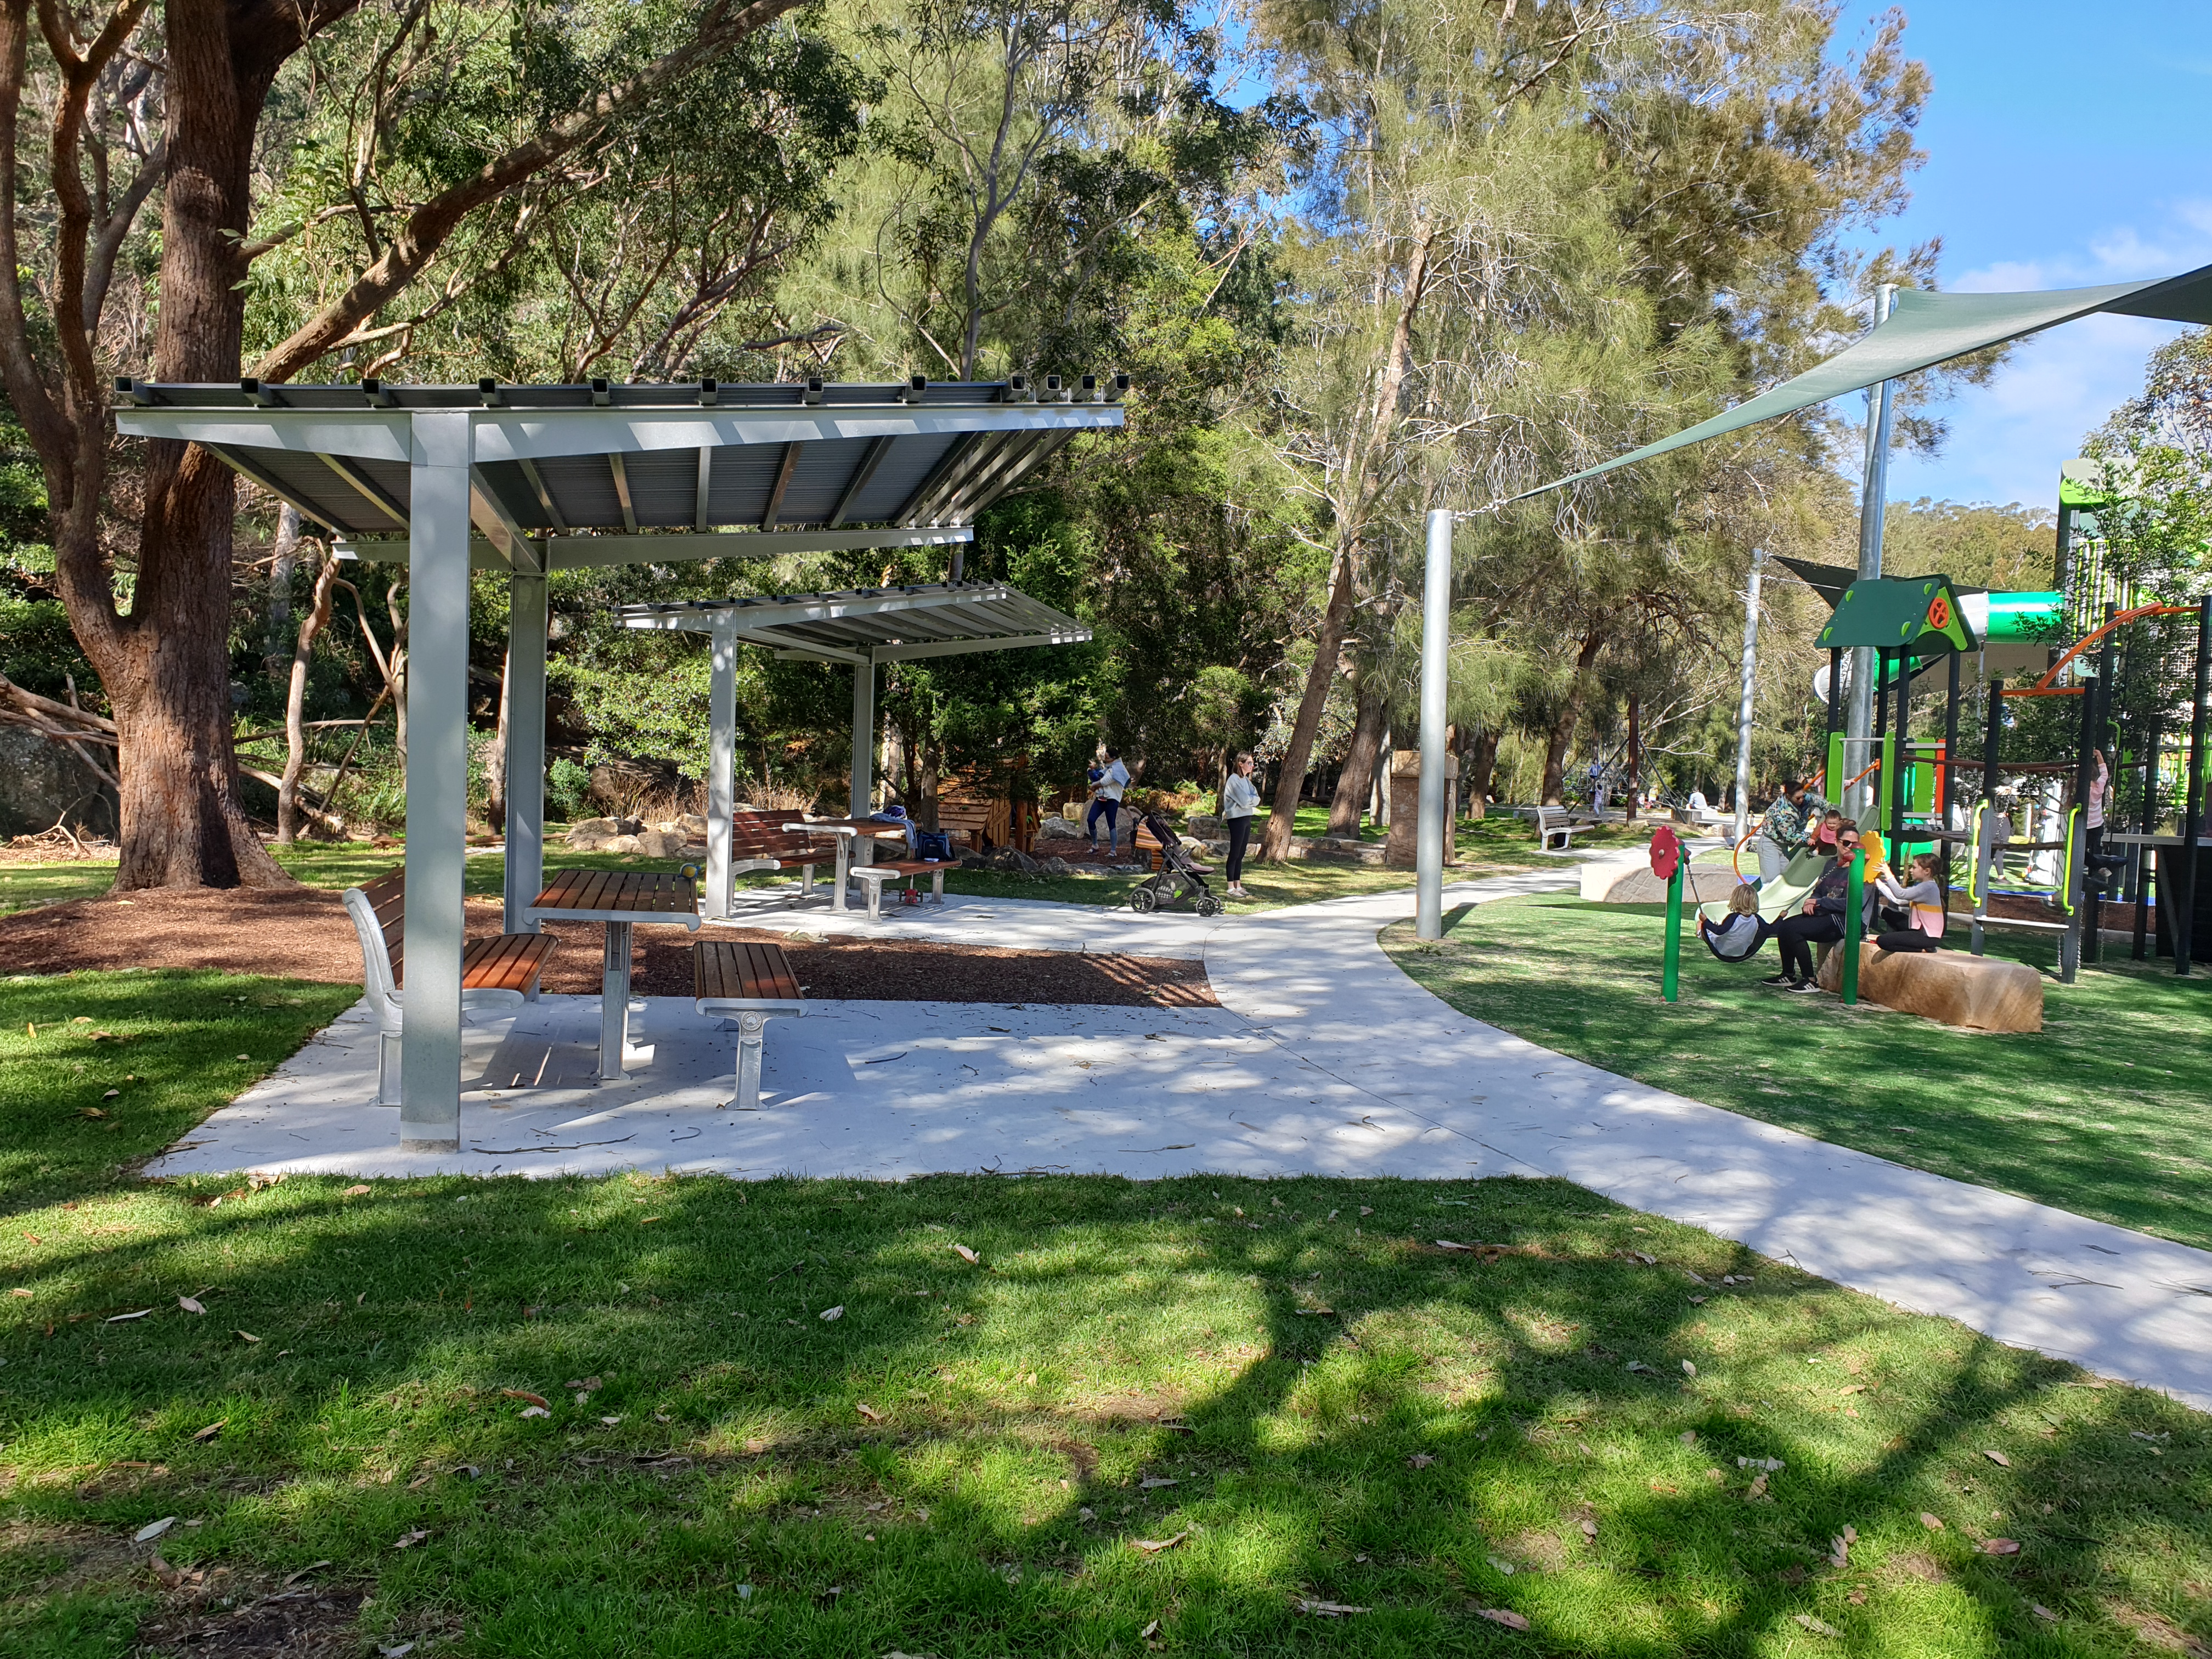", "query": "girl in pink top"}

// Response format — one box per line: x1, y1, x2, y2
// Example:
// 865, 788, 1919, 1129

1872, 852, 1946, 953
